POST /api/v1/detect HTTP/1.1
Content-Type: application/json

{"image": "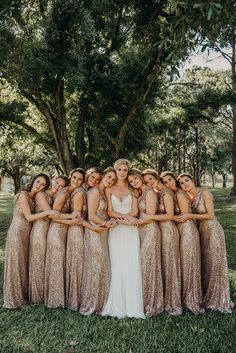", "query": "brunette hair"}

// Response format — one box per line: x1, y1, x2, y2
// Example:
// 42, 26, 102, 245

55, 175, 70, 186
85, 167, 103, 185
177, 173, 194, 183
24, 173, 50, 191
69, 168, 86, 183
142, 168, 160, 182
160, 170, 178, 186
